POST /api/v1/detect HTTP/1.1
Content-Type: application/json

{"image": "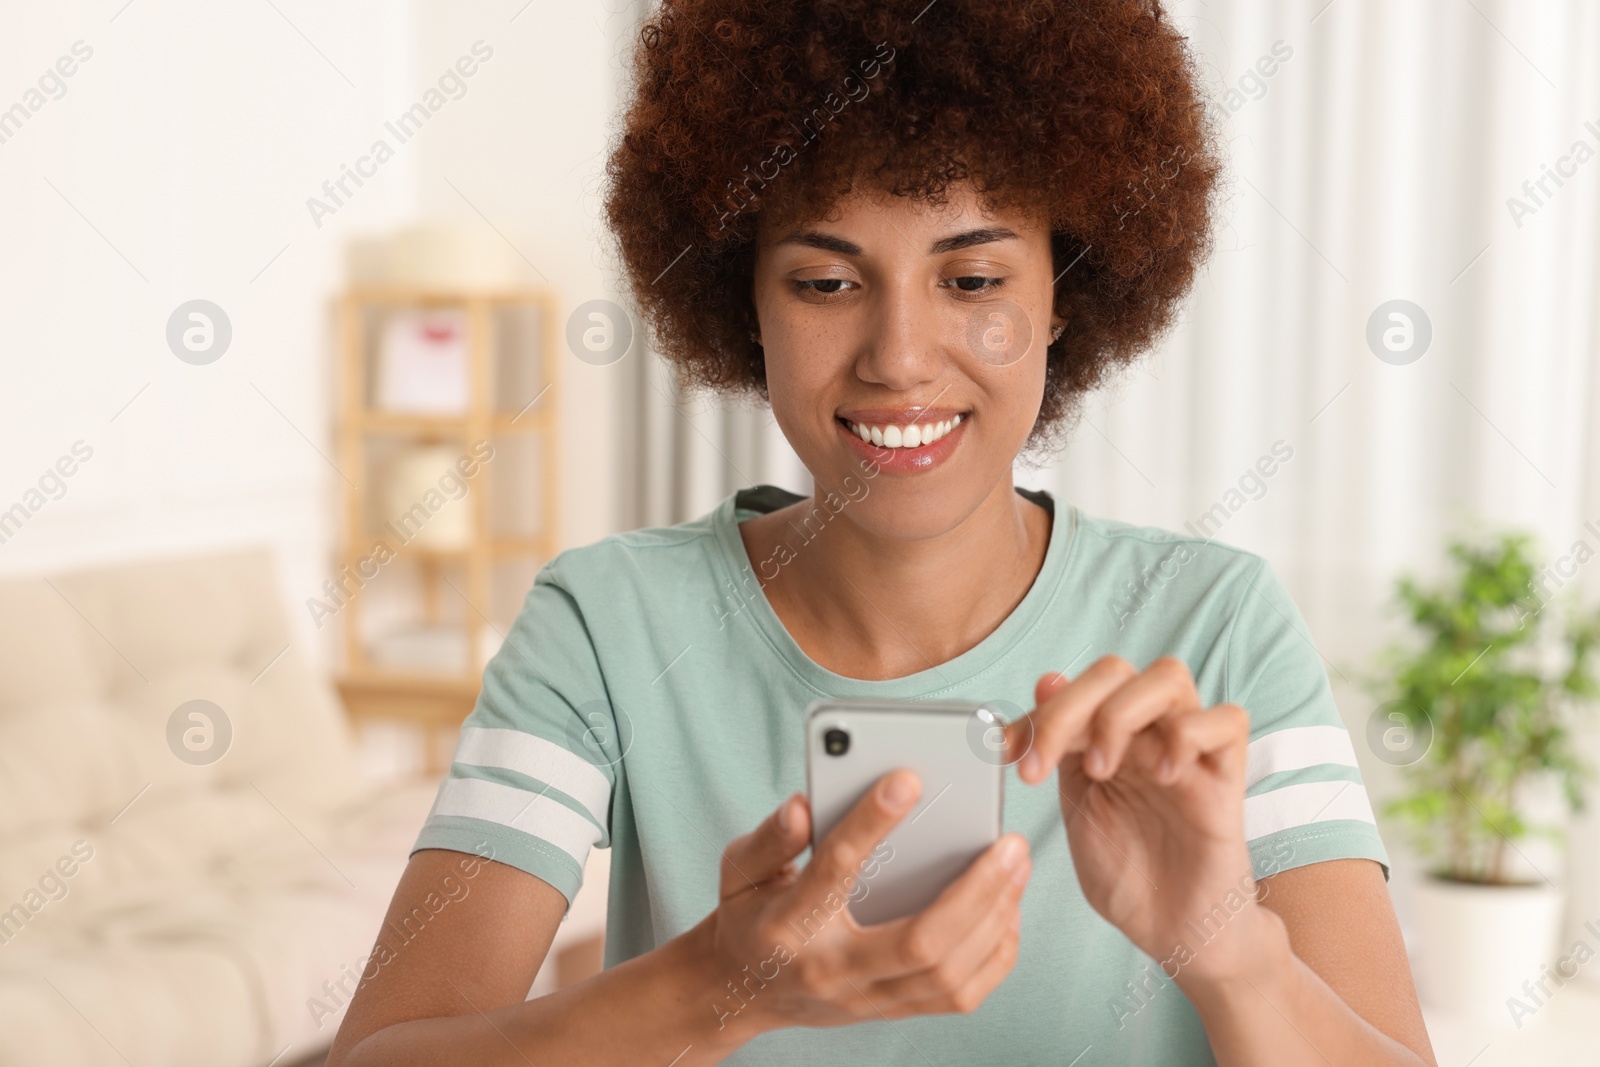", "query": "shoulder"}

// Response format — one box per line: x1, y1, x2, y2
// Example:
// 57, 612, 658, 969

1057, 514, 1392, 879
1066, 506, 1272, 610
541, 506, 726, 592
1067, 512, 1338, 734
524, 499, 742, 638
1056, 506, 1319, 715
